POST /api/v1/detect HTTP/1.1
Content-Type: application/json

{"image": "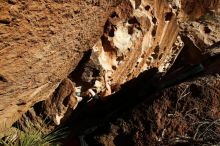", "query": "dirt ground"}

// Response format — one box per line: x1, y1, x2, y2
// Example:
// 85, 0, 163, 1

85, 74, 220, 146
